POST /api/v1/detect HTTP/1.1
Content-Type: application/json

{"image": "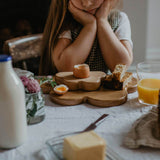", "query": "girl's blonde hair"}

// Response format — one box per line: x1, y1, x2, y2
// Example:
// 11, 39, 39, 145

39, 0, 68, 75
39, 0, 122, 75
